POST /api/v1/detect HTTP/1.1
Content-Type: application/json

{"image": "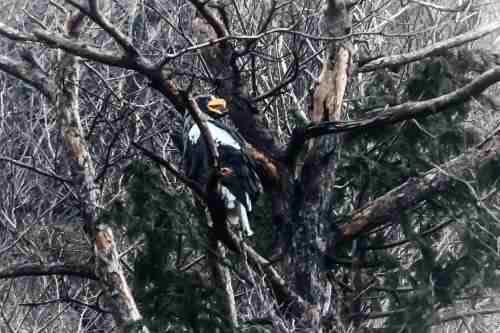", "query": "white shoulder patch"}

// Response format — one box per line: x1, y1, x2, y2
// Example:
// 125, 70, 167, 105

188, 123, 241, 150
